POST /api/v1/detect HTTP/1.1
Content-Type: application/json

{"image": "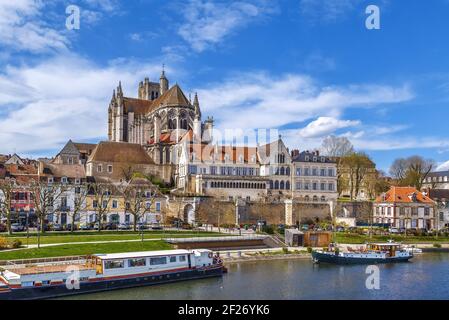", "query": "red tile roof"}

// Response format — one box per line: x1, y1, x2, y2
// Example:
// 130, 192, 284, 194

375, 186, 435, 204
